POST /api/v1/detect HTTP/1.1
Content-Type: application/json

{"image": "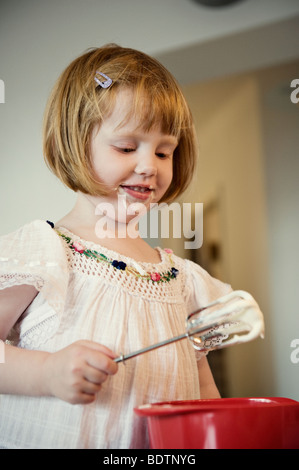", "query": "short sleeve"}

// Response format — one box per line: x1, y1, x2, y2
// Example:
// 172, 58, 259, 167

183, 259, 232, 314
0, 220, 69, 317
